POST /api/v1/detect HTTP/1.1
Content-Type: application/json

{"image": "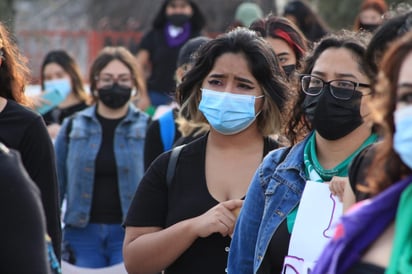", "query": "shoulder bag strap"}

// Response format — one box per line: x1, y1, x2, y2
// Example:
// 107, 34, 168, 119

166, 144, 185, 188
